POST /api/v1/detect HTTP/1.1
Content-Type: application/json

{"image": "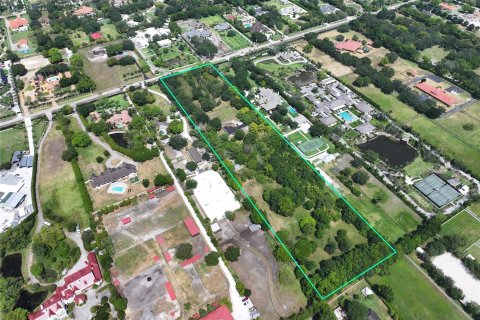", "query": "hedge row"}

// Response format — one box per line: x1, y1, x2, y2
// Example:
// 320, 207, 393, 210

70, 159, 94, 213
